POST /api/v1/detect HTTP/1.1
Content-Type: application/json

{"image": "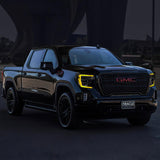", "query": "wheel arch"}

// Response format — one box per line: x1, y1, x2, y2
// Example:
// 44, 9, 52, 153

4, 80, 17, 98
55, 82, 76, 108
